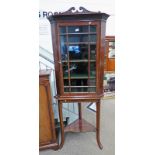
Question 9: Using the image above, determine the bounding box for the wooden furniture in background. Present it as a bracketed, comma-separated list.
[39, 70, 59, 150]
[104, 36, 115, 72]
[47, 7, 109, 150]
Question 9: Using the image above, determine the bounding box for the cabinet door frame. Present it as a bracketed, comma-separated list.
[55, 21, 100, 96]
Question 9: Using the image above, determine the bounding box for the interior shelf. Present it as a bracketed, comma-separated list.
[64, 42, 96, 45]
[59, 32, 97, 35]
[64, 118, 96, 133]
[62, 60, 96, 63]
[64, 86, 96, 88]
[63, 76, 96, 79]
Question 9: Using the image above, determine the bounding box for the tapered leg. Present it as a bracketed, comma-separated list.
[78, 102, 82, 131]
[78, 102, 82, 120]
[58, 101, 64, 149]
[96, 100, 103, 149]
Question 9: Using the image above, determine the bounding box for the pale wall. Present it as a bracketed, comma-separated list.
[39, 0, 115, 53]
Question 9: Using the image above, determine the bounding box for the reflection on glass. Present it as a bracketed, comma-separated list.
[70, 62, 88, 78]
[90, 26, 96, 32]
[90, 44, 96, 60]
[60, 44, 67, 61]
[90, 62, 96, 77]
[89, 34, 96, 42]
[68, 26, 88, 33]
[59, 26, 66, 34]
[62, 62, 68, 78]
[68, 34, 88, 42]
[69, 44, 88, 60]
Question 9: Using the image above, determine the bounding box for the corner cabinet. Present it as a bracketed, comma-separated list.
[47, 7, 109, 149]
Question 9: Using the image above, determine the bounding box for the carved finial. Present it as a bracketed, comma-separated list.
[53, 7, 101, 15]
[66, 7, 76, 13]
[79, 7, 91, 13]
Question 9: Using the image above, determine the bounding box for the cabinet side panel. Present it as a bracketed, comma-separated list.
[51, 22, 61, 95]
[39, 84, 53, 144]
[100, 20, 106, 94]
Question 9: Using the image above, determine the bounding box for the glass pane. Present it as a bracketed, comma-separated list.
[68, 34, 88, 42]
[64, 79, 69, 86]
[88, 87, 96, 92]
[90, 44, 96, 60]
[90, 62, 96, 77]
[89, 79, 96, 86]
[70, 62, 88, 78]
[62, 62, 68, 78]
[71, 79, 88, 86]
[59, 25, 98, 93]
[71, 87, 88, 92]
[68, 44, 88, 60]
[59, 26, 66, 34]
[89, 34, 96, 42]
[60, 43, 67, 61]
[64, 88, 70, 92]
[60, 35, 67, 42]
[68, 26, 88, 33]
[90, 26, 96, 32]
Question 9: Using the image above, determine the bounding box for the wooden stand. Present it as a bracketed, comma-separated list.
[57, 97, 103, 150]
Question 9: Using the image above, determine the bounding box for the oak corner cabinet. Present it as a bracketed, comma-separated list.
[39, 70, 59, 151]
[47, 7, 109, 149]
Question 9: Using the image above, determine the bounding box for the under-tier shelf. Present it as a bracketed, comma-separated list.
[64, 118, 96, 133]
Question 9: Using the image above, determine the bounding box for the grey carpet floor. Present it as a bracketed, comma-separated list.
[40, 98, 115, 155]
